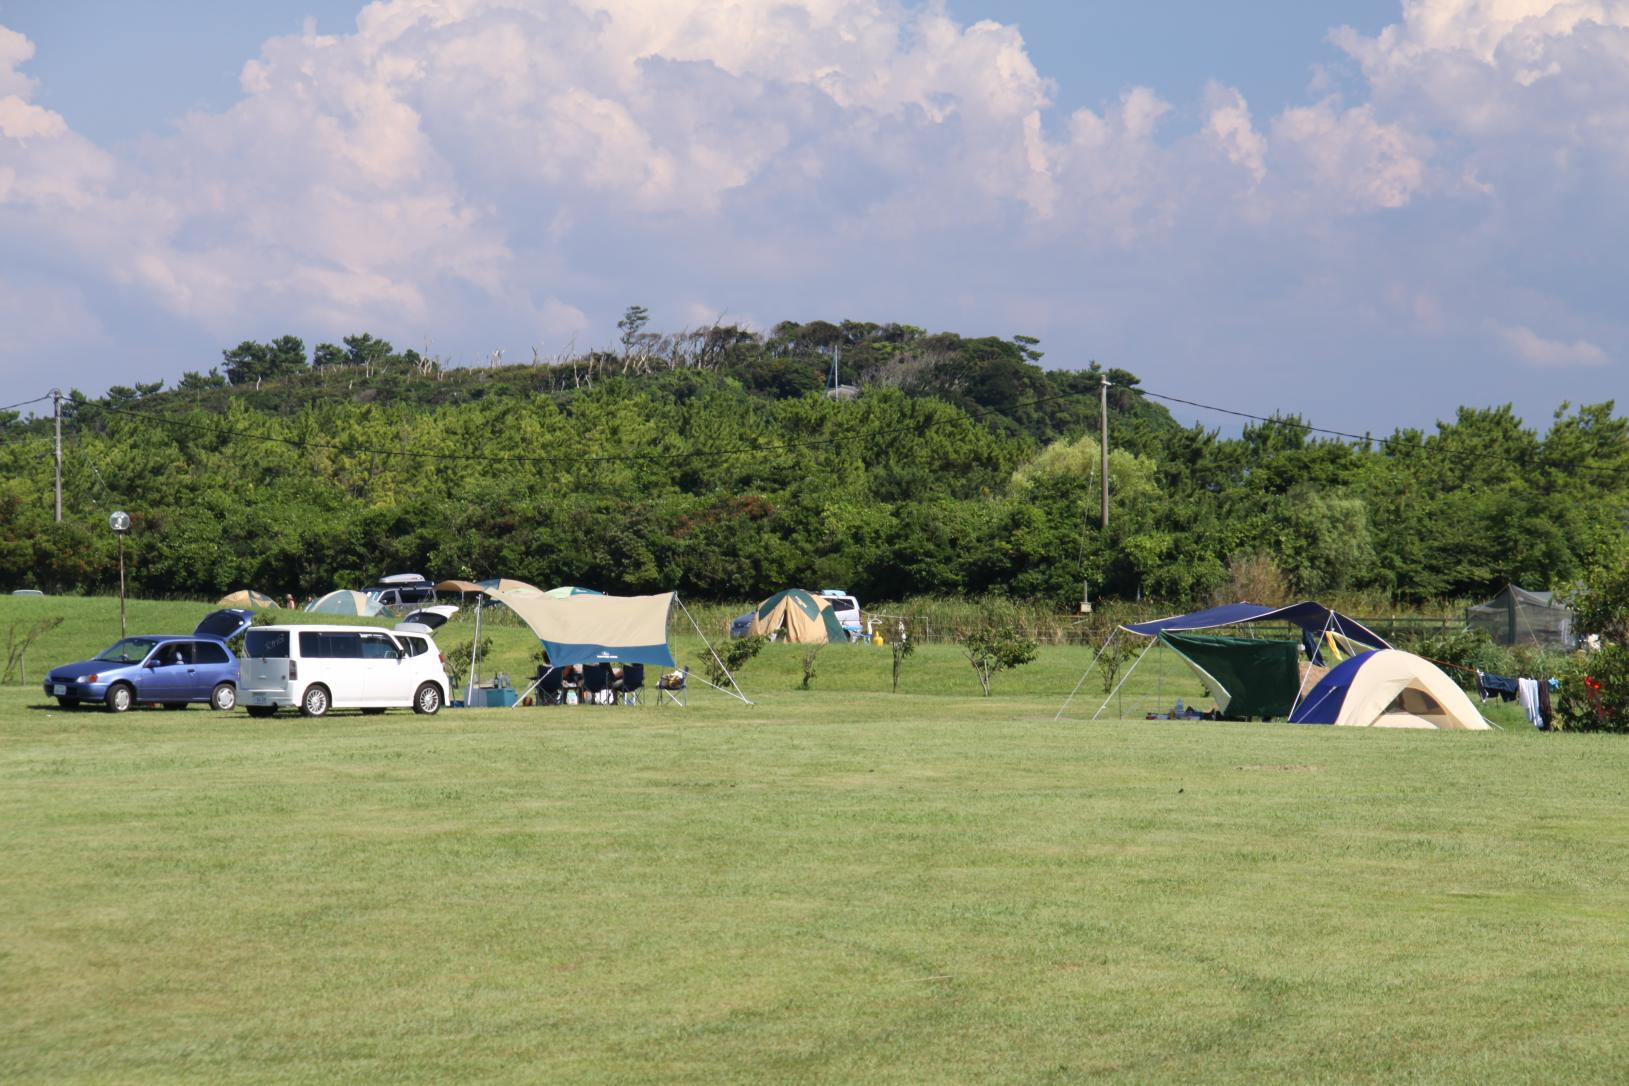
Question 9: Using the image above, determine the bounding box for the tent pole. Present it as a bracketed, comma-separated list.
[1092, 639, 1154, 721]
[678, 595, 752, 705]
[466, 596, 483, 706]
[511, 666, 553, 708]
[1055, 629, 1117, 721]
[1288, 611, 1335, 719]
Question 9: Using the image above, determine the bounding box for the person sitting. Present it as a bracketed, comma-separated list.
[560, 665, 584, 705]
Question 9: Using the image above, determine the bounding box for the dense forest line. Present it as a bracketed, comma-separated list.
[2, 318, 1625, 611]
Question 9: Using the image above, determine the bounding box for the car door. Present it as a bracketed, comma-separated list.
[356, 631, 405, 705]
[143, 641, 192, 700]
[191, 641, 234, 698]
[298, 630, 365, 705]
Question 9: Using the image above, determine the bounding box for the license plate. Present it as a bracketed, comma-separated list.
[52, 684, 65, 695]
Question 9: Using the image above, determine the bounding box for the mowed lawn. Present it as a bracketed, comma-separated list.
[4, 678, 1628, 1085]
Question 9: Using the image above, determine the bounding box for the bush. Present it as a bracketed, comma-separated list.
[799, 645, 822, 691]
[890, 636, 915, 693]
[703, 634, 765, 688]
[444, 636, 491, 693]
[959, 624, 1039, 697]
[1556, 541, 1629, 730]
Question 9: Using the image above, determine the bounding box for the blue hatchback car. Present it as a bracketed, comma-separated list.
[44, 609, 254, 712]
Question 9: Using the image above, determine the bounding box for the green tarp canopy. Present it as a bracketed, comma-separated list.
[1159, 631, 1300, 719]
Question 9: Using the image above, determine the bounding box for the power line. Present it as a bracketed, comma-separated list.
[0, 392, 52, 413]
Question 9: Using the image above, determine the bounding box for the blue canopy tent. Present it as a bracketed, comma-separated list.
[501, 591, 752, 706]
[1057, 601, 1390, 722]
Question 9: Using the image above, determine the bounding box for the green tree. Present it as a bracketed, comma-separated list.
[617, 305, 650, 355]
[312, 343, 346, 368]
[959, 624, 1039, 696]
[343, 333, 395, 370]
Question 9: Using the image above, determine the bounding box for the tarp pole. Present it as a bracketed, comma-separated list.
[678, 595, 752, 705]
[465, 595, 483, 706]
[511, 666, 553, 708]
[1055, 629, 1117, 721]
[1288, 610, 1335, 719]
[1092, 639, 1154, 721]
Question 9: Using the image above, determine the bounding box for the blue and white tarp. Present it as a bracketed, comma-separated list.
[499, 590, 676, 667]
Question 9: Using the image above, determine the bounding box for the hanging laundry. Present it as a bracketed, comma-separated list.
[1478, 672, 1519, 702]
[1517, 677, 1543, 729]
[1537, 681, 1553, 730]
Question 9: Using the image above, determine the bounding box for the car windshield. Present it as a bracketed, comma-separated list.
[93, 637, 161, 663]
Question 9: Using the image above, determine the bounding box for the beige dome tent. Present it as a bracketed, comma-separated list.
[745, 589, 847, 643]
[1289, 650, 1491, 730]
[217, 589, 276, 609]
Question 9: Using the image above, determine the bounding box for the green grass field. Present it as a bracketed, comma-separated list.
[2, 597, 1618, 1082]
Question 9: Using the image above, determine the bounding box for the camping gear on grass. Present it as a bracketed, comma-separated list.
[1159, 632, 1302, 719]
[217, 589, 276, 610]
[746, 589, 848, 644]
[1059, 600, 1391, 723]
[1288, 650, 1492, 730]
[304, 589, 383, 617]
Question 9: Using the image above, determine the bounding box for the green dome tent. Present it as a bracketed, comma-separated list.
[746, 589, 847, 644]
[305, 590, 383, 617]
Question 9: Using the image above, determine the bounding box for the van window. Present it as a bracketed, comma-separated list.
[246, 630, 290, 658]
[358, 633, 399, 659]
[195, 642, 230, 665]
[299, 631, 363, 658]
[399, 635, 429, 657]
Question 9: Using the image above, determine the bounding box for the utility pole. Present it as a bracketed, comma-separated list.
[52, 389, 62, 522]
[1099, 374, 1110, 529]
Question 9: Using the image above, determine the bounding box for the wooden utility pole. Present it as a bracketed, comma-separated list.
[1099, 375, 1110, 529]
[52, 389, 62, 522]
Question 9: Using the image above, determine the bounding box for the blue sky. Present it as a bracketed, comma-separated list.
[0, 1, 1622, 433]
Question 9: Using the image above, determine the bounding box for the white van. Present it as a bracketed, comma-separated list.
[238, 619, 452, 718]
[817, 589, 863, 640]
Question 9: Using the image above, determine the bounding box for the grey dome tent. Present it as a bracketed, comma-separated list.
[1465, 585, 1574, 649]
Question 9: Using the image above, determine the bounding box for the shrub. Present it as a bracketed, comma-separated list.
[703, 634, 765, 688]
[799, 645, 822, 691]
[890, 636, 915, 693]
[444, 636, 491, 693]
[959, 624, 1039, 697]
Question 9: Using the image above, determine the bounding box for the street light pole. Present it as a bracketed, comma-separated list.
[1099, 374, 1110, 530]
[53, 389, 62, 522]
[110, 511, 131, 639]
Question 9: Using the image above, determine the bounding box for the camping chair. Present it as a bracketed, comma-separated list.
[656, 666, 688, 707]
[618, 663, 645, 705]
[535, 666, 563, 706]
[583, 663, 613, 705]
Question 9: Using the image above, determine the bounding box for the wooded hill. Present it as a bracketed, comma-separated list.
[2, 319, 1625, 608]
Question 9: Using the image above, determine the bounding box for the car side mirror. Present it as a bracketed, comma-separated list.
[144, 659, 158, 669]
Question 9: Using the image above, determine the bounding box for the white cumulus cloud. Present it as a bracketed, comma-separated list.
[1497, 323, 1611, 367]
[0, 0, 1624, 426]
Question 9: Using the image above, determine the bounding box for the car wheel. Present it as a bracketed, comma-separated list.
[413, 682, 442, 716]
[246, 705, 277, 719]
[162, 702, 188, 711]
[56, 697, 79, 710]
[360, 707, 387, 716]
[106, 683, 135, 713]
[210, 683, 237, 711]
[300, 684, 330, 718]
